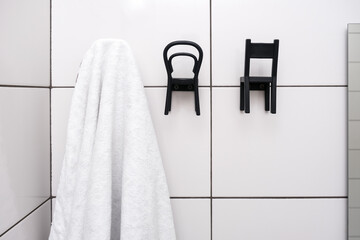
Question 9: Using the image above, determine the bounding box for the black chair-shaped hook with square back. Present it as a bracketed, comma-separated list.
[240, 39, 279, 114]
[163, 40, 203, 115]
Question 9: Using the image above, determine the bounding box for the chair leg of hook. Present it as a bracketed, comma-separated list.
[265, 83, 270, 111]
[164, 85, 172, 115]
[240, 82, 244, 111]
[244, 80, 250, 113]
[194, 86, 200, 115]
[271, 84, 276, 114]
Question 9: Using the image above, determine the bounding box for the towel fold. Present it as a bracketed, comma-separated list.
[49, 39, 176, 240]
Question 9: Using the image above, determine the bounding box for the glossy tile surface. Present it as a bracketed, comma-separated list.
[212, 87, 346, 196]
[52, 0, 210, 86]
[213, 199, 346, 240]
[171, 199, 210, 240]
[145, 88, 210, 196]
[0, 0, 50, 86]
[0, 88, 50, 233]
[212, 0, 360, 86]
[51, 89, 74, 195]
[1, 201, 51, 240]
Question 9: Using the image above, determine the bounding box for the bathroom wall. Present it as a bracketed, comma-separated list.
[0, 0, 51, 238]
[49, 0, 360, 240]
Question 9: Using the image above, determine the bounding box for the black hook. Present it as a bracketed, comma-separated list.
[240, 39, 279, 114]
[163, 40, 203, 115]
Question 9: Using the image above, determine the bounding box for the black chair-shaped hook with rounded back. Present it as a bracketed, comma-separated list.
[163, 40, 203, 115]
[240, 39, 279, 114]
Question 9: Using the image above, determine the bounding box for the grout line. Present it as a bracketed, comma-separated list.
[212, 85, 348, 88]
[0, 85, 50, 88]
[48, 85, 348, 89]
[212, 196, 348, 199]
[209, 0, 213, 239]
[170, 197, 211, 199]
[49, 88, 53, 222]
[0, 197, 51, 238]
[49, 0, 53, 222]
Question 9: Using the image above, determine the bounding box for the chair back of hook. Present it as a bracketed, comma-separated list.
[240, 39, 279, 114]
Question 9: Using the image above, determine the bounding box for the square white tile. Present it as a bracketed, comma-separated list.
[349, 63, 360, 91]
[349, 208, 360, 237]
[213, 199, 346, 240]
[349, 92, 360, 120]
[212, 87, 346, 197]
[145, 88, 210, 196]
[0, 0, 50, 86]
[52, 0, 210, 87]
[0, 88, 50, 233]
[349, 121, 360, 150]
[349, 150, 360, 179]
[51, 88, 74, 195]
[349, 179, 360, 208]
[1, 201, 51, 240]
[212, 0, 360, 86]
[171, 199, 210, 240]
[349, 33, 360, 62]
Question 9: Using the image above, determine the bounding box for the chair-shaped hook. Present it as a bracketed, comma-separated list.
[163, 40, 203, 115]
[240, 39, 279, 114]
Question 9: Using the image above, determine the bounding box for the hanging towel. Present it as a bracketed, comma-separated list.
[49, 39, 176, 240]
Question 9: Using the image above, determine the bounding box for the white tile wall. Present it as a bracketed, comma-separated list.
[213, 199, 346, 240]
[51, 88, 74, 195]
[212, 0, 360, 86]
[145, 88, 210, 197]
[1, 201, 51, 240]
[49, 0, 354, 238]
[0, 0, 50, 86]
[52, 0, 210, 87]
[171, 199, 210, 240]
[212, 87, 346, 197]
[0, 88, 50, 233]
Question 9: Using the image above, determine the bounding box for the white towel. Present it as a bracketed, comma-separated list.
[49, 39, 176, 240]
